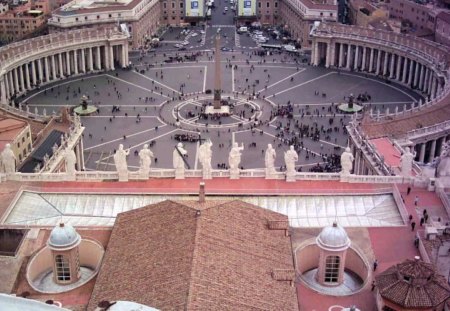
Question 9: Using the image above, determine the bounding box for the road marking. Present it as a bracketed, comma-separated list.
[203, 65, 207, 92]
[319, 140, 346, 149]
[232, 65, 235, 92]
[266, 72, 336, 99]
[257, 68, 306, 93]
[194, 140, 200, 170]
[129, 70, 181, 95]
[106, 74, 172, 99]
[85, 124, 167, 151]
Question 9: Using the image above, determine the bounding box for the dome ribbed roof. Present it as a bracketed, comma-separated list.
[316, 222, 351, 251]
[48, 223, 80, 249]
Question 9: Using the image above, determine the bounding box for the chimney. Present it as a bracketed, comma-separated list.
[199, 182, 205, 203]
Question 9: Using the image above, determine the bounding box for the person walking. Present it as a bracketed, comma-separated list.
[411, 221, 416, 231]
[407, 186, 411, 195]
[414, 196, 419, 206]
[373, 259, 378, 271]
[420, 217, 425, 226]
[371, 280, 376, 291]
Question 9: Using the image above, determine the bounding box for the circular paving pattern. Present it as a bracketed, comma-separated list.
[21, 50, 422, 171]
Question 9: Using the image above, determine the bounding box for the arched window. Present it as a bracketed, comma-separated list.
[324, 256, 340, 283]
[55, 255, 71, 282]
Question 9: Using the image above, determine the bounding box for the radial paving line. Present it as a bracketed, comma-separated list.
[203, 65, 207, 92]
[85, 124, 167, 151]
[128, 71, 181, 95]
[96, 128, 180, 163]
[266, 72, 336, 99]
[257, 68, 306, 93]
[106, 74, 172, 99]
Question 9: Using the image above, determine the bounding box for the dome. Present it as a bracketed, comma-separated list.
[316, 222, 351, 251]
[48, 223, 80, 249]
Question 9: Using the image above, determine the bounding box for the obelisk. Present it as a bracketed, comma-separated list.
[213, 29, 222, 109]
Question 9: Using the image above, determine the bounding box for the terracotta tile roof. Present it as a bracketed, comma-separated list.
[88, 199, 298, 311]
[375, 258, 450, 308]
[361, 95, 450, 139]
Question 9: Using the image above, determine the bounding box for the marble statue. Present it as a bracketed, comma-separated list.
[198, 140, 213, 179]
[64, 148, 77, 177]
[229, 142, 244, 179]
[229, 142, 244, 170]
[400, 147, 416, 177]
[437, 141, 450, 178]
[340, 147, 354, 175]
[138, 144, 154, 177]
[265, 144, 277, 177]
[173, 142, 188, 178]
[114, 144, 130, 181]
[1, 144, 16, 174]
[284, 145, 298, 181]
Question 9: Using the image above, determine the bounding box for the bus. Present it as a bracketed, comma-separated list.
[260, 44, 282, 50]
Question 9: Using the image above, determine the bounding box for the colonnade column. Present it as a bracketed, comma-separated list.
[51, 55, 57, 80]
[429, 139, 437, 162]
[110, 45, 115, 70]
[383, 52, 389, 76]
[66, 51, 71, 76]
[18, 66, 24, 92]
[13, 68, 19, 92]
[346, 44, 351, 70]
[427, 71, 433, 96]
[402, 58, 408, 84]
[121, 45, 127, 68]
[354, 46, 360, 70]
[431, 76, 437, 99]
[25, 64, 31, 90]
[0, 77, 6, 106]
[389, 54, 395, 79]
[419, 143, 426, 163]
[96, 46, 101, 70]
[361, 47, 367, 71]
[396, 56, 402, 81]
[37, 59, 43, 83]
[31, 60, 37, 86]
[44, 57, 49, 82]
[375, 49, 381, 75]
[74, 50, 78, 75]
[369, 48, 374, 72]
[88, 48, 94, 71]
[407, 59, 414, 86]
[81, 49, 86, 73]
[59, 53, 64, 78]
[419, 64, 425, 90]
[339, 43, 344, 68]
[414, 62, 420, 87]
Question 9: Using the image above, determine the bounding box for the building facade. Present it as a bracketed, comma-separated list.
[279, 0, 337, 48]
[48, 0, 160, 48]
[435, 11, 450, 46]
[0, 117, 32, 164]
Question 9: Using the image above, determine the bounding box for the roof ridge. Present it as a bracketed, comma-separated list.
[185, 206, 202, 309]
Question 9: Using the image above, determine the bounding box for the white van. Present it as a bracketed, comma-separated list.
[238, 26, 248, 34]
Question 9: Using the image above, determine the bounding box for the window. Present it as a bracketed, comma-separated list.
[163, 3, 166, 8]
[108, 14, 112, 18]
[324, 256, 340, 283]
[22, 137, 25, 143]
[55, 255, 71, 282]
[274, 1, 277, 7]
[171, 2, 175, 8]
[266, 2, 269, 7]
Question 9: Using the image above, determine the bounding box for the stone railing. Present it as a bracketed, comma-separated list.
[392, 183, 410, 224]
[0, 103, 48, 122]
[347, 122, 394, 176]
[436, 186, 450, 218]
[41, 124, 85, 173]
[407, 119, 450, 141]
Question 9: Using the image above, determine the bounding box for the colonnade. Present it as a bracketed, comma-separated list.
[413, 135, 450, 164]
[312, 40, 444, 100]
[0, 30, 129, 107]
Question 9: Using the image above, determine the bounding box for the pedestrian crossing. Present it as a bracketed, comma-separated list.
[211, 25, 236, 28]
[235, 33, 241, 47]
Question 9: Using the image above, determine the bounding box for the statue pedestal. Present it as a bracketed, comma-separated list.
[175, 168, 185, 179]
[340, 172, 352, 182]
[204, 105, 230, 116]
[65, 173, 76, 181]
[202, 169, 212, 180]
[230, 168, 240, 179]
[118, 172, 129, 182]
[139, 170, 149, 180]
[286, 171, 296, 182]
[265, 168, 277, 179]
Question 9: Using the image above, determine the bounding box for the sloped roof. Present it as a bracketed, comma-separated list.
[88, 199, 298, 311]
[375, 258, 450, 308]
